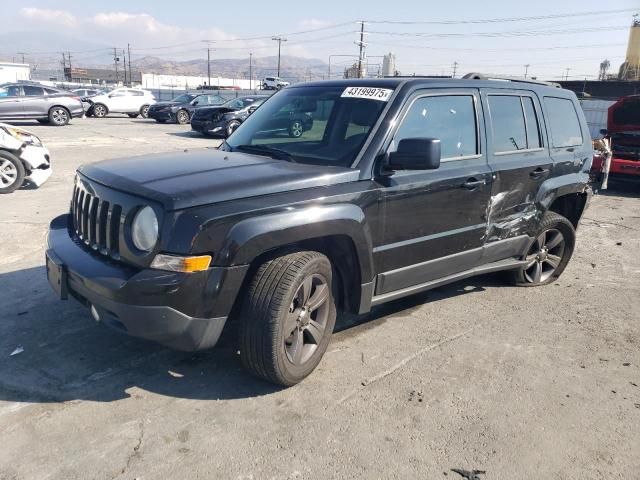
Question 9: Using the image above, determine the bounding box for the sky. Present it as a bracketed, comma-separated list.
[1, 0, 638, 80]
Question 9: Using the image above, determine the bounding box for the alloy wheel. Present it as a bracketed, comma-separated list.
[524, 228, 565, 283]
[0, 159, 18, 188]
[284, 274, 330, 366]
[290, 121, 303, 138]
[177, 110, 189, 124]
[51, 108, 68, 125]
[94, 105, 106, 117]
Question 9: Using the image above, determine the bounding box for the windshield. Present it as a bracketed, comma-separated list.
[225, 86, 391, 167]
[172, 94, 196, 103]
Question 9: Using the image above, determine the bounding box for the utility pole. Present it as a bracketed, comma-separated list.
[17, 52, 25, 64]
[207, 45, 211, 88]
[355, 21, 367, 79]
[249, 52, 253, 90]
[67, 52, 72, 82]
[128, 44, 132, 86]
[61, 53, 67, 82]
[524, 64, 530, 78]
[563, 67, 571, 81]
[122, 49, 127, 86]
[113, 48, 119, 84]
[452, 61, 458, 78]
[272, 36, 287, 77]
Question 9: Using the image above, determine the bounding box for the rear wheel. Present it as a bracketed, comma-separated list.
[176, 109, 190, 125]
[93, 103, 107, 118]
[510, 211, 576, 286]
[140, 105, 150, 118]
[0, 151, 25, 194]
[240, 251, 337, 386]
[48, 107, 70, 126]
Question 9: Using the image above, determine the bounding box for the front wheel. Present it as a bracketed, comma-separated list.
[226, 120, 241, 137]
[239, 251, 337, 386]
[288, 120, 304, 138]
[176, 109, 190, 125]
[140, 105, 150, 118]
[93, 103, 107, 118]
[0, 151, 25, 194]
[511, 211, 576, 286]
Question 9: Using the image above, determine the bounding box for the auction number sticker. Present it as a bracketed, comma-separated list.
[341, 87, 394, 102]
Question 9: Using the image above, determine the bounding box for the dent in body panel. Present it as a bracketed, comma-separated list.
[485, 188, 540, 242]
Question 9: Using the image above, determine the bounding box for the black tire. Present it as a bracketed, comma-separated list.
[140, 105, 150, 118]
[93, 103, 108, 118]
[510, 211, 576, 286]
[127, 113, 139, 118]
[239, 251, 337, 386]
[262, 83, 268, 90]
[176, 109, 190, 125]
[48, 106, 70, 126]
[0, 151, 26, 194]
[226, 120, 241, 137]
[155, 119, 167, 124]
[288, 120, 304, 138]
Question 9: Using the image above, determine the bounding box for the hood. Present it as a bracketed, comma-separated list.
[195, 106, 238, 115]
[608, 95, 640, 134]
[78, 149, 359, 211]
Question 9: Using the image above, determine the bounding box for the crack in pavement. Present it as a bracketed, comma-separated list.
[336, 325, 479, 405]
[115, 419, 145, 479]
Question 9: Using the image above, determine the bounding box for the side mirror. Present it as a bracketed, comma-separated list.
[248, 106, 257, 114]
[599, 128, 608, 136]
[388, 138, 441, 170]
[192, 100, 199, 106]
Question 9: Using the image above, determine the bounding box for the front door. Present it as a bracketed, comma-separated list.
[0, 85, 24, 119]
[374, 89, 493, 296]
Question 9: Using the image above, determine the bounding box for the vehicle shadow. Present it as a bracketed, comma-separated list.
[165, 131, 215, 139]
[0, 265, 502, 405]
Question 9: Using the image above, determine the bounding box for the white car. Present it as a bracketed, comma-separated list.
[0, 123, 51, 194]
[88, 88, 156, 118]
[262, 77, 289, 90]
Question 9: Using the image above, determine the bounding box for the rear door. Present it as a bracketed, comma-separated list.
[482, 89, 551, 241]
[21, 85, 48, 117]
[374, 89, 493, 295]
[0, 85, 25, 119]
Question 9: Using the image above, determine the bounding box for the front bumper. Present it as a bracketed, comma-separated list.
[148, 109, 175, 121]
[191, 118, 225, 136]
[46, 214, 249, 351]
[20, 144, 52, 187]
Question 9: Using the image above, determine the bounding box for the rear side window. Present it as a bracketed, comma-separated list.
[393, 95, 478, 160]
[544, 97, 583, 148]
[522, 97, 541, 149]
[130, 90, 144, 96]
[23, 86, 44, 96]
[489, 95, 527, 152]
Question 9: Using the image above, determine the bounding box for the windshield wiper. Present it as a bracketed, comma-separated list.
[234, 144, 296, 162]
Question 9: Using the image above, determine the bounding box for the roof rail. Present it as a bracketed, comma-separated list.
[462, 72, 561, 88]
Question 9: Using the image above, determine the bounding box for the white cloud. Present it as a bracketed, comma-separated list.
[20, 7, 77, 27]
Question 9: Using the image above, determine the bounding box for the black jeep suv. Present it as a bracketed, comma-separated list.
[46, 78, 592, 386]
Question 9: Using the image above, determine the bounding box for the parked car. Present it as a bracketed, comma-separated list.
[147, 93, 226, 125]
[86, 87, 156, 118]
[190, 96, 268, 137]
[0, 123, 51, 193]
[591, 95, 640, 184]
[262, 76, 289, 90]
[0, 83, 83, 126]
[46, 77, 593, 386]
[71, 88, 102, 98]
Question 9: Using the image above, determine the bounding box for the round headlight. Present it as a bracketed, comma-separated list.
[131, 206, 158, 252]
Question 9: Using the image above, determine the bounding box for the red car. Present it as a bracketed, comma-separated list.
[592, 95, 640, 184]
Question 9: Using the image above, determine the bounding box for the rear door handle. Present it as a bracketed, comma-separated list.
[530, 167, 550, 179]
[462, 178, 486, 189]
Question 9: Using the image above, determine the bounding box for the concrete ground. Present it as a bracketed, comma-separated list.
[0, 116, 639, 480]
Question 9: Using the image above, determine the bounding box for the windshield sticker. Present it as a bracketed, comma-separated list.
[341, 87, 394, 102]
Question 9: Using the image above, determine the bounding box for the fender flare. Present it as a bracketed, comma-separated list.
[215, 203, 375, 282]
[535, 172, 590, 211]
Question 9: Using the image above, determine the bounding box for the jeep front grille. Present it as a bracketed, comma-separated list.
[71, 184, 122, 258]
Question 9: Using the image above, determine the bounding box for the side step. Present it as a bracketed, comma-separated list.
[370, 258, 528, 306]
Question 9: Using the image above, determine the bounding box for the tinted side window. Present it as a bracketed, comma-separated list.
[489, 95, 527, 152]
[23, 86, 44, 96]
[394, 95, 477, 159]
[544, 97, 583, 148]
[522, 97, 542, 149]
[5, 86, 22, 97]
